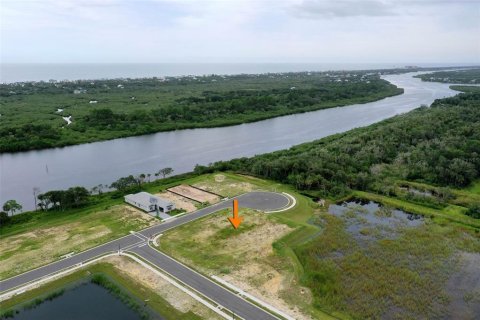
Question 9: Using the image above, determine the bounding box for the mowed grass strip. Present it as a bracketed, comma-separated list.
[1, 257, 220, 320]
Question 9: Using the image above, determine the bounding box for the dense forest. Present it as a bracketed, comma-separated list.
[415, 68, 480, 84]
[195, 91, 480, 198]
[0, 70, 406, 152]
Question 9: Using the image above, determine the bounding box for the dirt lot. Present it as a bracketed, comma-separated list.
[155, 191, 198, 213]
[193, 174, 257, 197]
[167, 184, 220, 203]
[159, 209, 314, 320]
[103, 255, 223, 320]
[0, 205, 157, 279]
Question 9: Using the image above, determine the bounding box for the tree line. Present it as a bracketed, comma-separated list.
[0, 167, 174, 226]
[0, 76, 402, 153]
[195, 92, 480, 211]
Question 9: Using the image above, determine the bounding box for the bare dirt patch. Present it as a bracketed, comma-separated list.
[102, 255, 222, 319]
[167, 184, 220, 203]
[193, 175, 256, 198]
[214, 174, 226, 182]
[161, 209, 313, 320]
[155, 191, 197, 213]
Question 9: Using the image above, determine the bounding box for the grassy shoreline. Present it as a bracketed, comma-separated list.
[0, 258, 210, 320]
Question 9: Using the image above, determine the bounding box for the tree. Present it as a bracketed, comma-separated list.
[64, 187, 90, 208]
[90, 184, 105, 195]
[0, 211, 9, 225]
[37, 193, 51, 211]
[157, 167, 174, 179]
[37, 187, 89, 211]
[110, 175, 140, 193]
[3, 200, 22, 216]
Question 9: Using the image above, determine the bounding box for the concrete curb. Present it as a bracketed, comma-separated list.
[0, 253, 118, 302]
[121, 253, 232, 320]
[211, 275, 295, 320]
[265, 192, 296, 213]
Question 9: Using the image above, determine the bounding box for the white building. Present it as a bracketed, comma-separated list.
[124, 192, 175, 213]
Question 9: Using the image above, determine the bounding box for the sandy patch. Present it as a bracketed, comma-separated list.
[167, 184, 220, 203]
[214, 174, 225, 182]
[193, 179, 255, 198]
[221, 217, 313, 320]
[155, 191, 197, 213]
[162, 210, 313, 319]
[103, 255, 222, 319]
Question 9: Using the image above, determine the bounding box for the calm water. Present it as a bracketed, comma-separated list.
[329, 200, 424, 240]
[12, 283, 142, 320]
[0, 71, 459, 210]
[0, 62, 470, 83]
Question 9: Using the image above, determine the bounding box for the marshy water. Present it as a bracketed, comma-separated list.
[328, 199, 424, 241]
[10, 282, 144, 320]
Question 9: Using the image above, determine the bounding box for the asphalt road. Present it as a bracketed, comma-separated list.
[0, 191, 289, 319]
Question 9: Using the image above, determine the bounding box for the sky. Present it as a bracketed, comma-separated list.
[1, 0, 479, 64]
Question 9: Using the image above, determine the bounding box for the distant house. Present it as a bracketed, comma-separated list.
[89, 100, 98, 104]
[73, 89, 87, 94]
[124, 192, 175, 213]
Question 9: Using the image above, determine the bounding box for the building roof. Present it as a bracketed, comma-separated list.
[125, 192, 173, 208]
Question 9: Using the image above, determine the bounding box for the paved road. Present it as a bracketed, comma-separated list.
[0, 191, 289, 319]
[131, 245, 278, 320]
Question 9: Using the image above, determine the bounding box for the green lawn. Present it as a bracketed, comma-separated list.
[0, 203, 157, 279]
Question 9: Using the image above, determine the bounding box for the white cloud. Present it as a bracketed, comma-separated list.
[0, 0, 478, 63]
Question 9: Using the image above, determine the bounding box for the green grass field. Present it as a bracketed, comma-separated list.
[0, 203, 157, 279]
[2, 172, 479, 320]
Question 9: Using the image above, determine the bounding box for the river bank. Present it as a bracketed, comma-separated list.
[0, 72, 459, 210]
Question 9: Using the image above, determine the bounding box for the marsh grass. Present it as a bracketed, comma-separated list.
[296, 212, 480, 319]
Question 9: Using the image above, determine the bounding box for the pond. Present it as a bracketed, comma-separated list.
[9, 282, 151, 320]
[328, 199, 424, 241]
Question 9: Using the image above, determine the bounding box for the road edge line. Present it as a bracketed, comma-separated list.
[265, 192, 296, 213]
[0, 253, 117, 301]
[147, 243, 282, 320]
[121, 252, 233, 320]
[211, 275, 295, 320]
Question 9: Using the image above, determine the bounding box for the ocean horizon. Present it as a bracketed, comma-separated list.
[1, 62, 476, 83]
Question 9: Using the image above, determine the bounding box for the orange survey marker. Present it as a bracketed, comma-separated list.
[228, 199, 243, 229]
